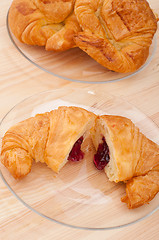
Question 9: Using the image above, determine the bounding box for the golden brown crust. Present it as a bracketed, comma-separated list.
[44, 106, 96, 172]
[1, 106, 96, 178]
[121, 170, 159, 209]
[92, 115, 159, 208]
[1, 112, 50, 178]
[99, 115, 159, 181]
[74, 0, 157, 73]
[8, 0, 81, 51]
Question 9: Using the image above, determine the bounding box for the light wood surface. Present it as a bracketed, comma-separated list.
[0, 0, 159, 239]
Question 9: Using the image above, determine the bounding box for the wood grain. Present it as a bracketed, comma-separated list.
[0, 0, 159, 239]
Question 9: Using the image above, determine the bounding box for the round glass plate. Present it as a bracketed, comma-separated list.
[0, 88, 159, 230]
[6, 6, 157, 84]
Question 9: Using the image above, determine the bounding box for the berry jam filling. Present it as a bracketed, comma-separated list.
[94, 137, 110, 170]
[68, 136, 84, 162]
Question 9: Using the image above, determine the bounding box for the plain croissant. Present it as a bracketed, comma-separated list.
[74, 0, 158, 73]
[91, 115, 159, 208]
[1, 106, 96, 178]
[8, 0, 81, 51]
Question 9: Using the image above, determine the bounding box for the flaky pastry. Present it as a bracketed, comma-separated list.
[8, 0, 81, 51]
[1, 106, 96, 178]
[74, 0, 158, 73]
[1, 106, 159, 209]
[91, 115, 159, 208]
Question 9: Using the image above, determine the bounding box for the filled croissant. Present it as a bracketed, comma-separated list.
[8, 0, 81, 51]
[1, 107, 159, 209]
[91, 115, 159, 208]
[1, 106, 96, 178]
[74, 0, 158, 73]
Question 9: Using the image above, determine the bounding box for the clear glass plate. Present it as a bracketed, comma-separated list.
[6, 6, 157, 84]
[0, 88, 159, 230]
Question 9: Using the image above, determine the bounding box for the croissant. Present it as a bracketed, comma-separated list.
[8, 0, 81, 51]
[74, 0, 158, 73]
[1, 107, 159, 209]
[91, 115, 159, 208]
[1, 106, 96, 179]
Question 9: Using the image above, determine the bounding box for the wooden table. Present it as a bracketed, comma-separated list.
[0, 1, 159, 239]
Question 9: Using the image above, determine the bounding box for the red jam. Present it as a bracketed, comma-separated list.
[94, 137, 110, 170]
[68, 136, 84, 162]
